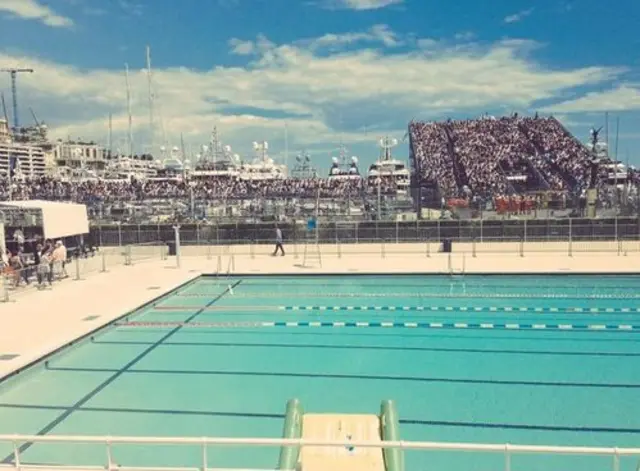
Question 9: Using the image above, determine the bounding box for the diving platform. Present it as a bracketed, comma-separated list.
[277, 399, 404, 471]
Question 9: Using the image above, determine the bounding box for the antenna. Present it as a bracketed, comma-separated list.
[124, 63, 133, 157]
[146, 46, 155, 156]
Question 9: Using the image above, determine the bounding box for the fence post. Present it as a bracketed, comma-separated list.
[124, 245, 132, 266]
[206, 245, 212, 260]
[504, 444, 511, 471]
[101, 252, 107, 272]
[519, 237, 524, 257]
[2, 275, 9, 302]
[568, 218, 573, 257]
[523, 219, 527, 243]
[381, 239, 386, 258]
[117, 222, 122, 247]
[395, 220, 399, 244]
[480, 219, 483, 243]
[355, 221, 359, 244]
[337, 239, 342, 258]
[615, 217, 618, 241]
[426, 240, 430, 258]
[74, 257, 81, 281]
[174, 225, 181, 269]
[250, 242, 255, 259]
[472, 238, 477, 258]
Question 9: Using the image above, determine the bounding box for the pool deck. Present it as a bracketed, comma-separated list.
[1, 242, 639, 382]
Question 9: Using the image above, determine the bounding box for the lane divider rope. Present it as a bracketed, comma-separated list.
[117, 320, 640, 331]
[178, 292, 640, 300]
[152, 305, 640, 314]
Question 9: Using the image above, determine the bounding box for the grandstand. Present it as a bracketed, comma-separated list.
[409, 115, 595, 209]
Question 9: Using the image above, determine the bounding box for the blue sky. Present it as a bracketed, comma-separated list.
[0, 0, 639, 172]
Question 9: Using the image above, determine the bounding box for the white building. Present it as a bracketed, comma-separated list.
[0, 119, 10, 144]
[0, 140, 46, 177]
[53, 140, 105, 165]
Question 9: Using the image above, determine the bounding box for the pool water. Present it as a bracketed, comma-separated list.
[1, 274, 640, 471]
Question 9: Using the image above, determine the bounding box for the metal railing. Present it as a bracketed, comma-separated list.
[1, 243, 168, 303]
[87, 217, 640, 247]
[0, 434, 639, 471]
[173, 236, 640, 260]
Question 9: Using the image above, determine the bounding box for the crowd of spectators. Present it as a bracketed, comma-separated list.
[410, 115, 595, 199]
[0, 175, 402, 205]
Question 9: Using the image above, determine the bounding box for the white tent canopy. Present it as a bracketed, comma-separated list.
[0, 200, 89, 239]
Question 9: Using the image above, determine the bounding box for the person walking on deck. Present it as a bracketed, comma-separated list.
[273, 225, 285, 256]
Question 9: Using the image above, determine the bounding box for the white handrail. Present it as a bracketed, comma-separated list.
[0, 434, 640, 456]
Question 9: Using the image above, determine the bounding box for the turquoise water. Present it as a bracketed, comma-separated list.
[1, 274, 640, 471]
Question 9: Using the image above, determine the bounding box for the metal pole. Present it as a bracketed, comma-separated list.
[568, 218, 573, 257]
[101, 252, 107, 272]
[377, 178, 381, 221]
[74, 257, 81, 281]
[174, 225, 181, 268]
[2, 275, 9, 302]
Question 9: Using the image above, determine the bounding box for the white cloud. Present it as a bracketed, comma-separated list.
[229, 35, 275, 56]
[321, 0, 403, 11]
[0, 29, 627, 162]
[504, 8, 534, 24]
[0, 0, 73, 27]
[298, 24, 401, 50]
[540, 85, 640, 113]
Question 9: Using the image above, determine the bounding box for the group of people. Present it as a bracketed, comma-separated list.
[0, 175, 402, 205]
[409, 115, 594, 200]
[2, 232, 68, 289]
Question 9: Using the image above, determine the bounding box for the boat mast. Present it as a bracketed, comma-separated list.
[108, 113, 113, 158]
[211, 127, 218, 166]
[284, 122, 288, 171]
[124, 63, 133, 158]
[146, 46, 155, 156]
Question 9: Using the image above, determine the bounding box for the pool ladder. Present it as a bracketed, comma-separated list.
[447, 253, 466, 277]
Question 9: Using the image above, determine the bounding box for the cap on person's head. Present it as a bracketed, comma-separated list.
[56, 240, 62, 246]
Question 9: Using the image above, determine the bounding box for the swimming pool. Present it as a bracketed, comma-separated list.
[1, 274, 640, 471]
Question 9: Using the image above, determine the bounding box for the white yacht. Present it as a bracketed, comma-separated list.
[192, 127, 241, 179]
[237, 141, 287, 180]
[103, 155, 159, 180]
[328, 143, 362, 180]
[367, 136, 410, 194]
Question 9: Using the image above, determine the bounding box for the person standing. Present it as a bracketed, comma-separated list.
[272, 224, 285, 256]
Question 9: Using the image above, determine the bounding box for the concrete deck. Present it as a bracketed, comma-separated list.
[1, 241, 639, 382]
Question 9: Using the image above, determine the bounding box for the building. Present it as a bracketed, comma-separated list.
[53, 140, 106, 167]
[0, 140, 46, 178]
[0, 119, 10, 144]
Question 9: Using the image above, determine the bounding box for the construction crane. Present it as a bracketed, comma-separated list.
[0, 68, 34, 129]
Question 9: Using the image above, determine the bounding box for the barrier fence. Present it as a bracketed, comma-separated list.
[0, 434, 638, 471]
[0, 242, 168, 303]
[90, 217, 640, 247]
